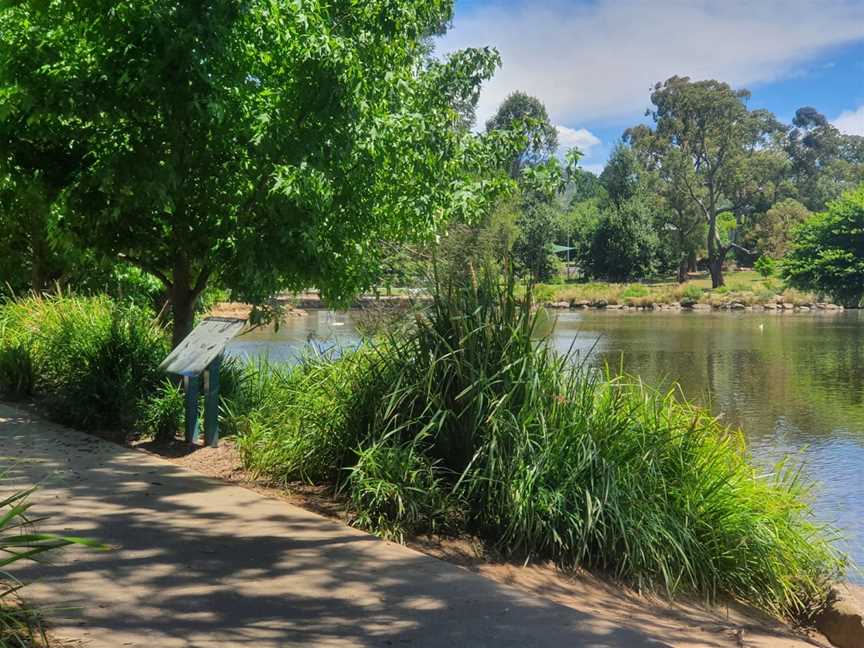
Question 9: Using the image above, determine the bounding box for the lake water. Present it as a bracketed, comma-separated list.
[227, 309, 864, 577]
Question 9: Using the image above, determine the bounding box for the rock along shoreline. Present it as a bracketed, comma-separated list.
[543, 299, 846, 313]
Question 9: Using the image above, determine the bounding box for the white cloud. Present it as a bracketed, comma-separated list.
[834, 105, 864, 136]
[556, 125, 600, 155]
[438, 1, 864, 126]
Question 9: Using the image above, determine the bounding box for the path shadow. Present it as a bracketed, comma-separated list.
[0, 404, 764, 647]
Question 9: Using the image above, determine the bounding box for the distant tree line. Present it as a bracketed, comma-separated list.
[475, 78, 864, 293]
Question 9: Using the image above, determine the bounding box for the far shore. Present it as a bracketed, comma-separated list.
[279, 270, 852, 315]
[282, 293, 849, 314]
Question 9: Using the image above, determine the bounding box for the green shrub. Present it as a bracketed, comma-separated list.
[346, 435, 458, 542]
[784, 186, 864, 307]
[619, 284, 649, 300]
[755, 256, 777, 278]
[139, 379, 185, 442]
[583, 195, 660, 281]
[0, 295, 169, 433]
[532, 283, 557, 304]
[235, 352, 380, 483]
[0, 343, 34, 400]
[238, 262, 846, 619]
[679, 284, 703, 302]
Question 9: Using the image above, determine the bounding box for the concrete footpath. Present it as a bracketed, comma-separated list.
[0, 403, 675, 647]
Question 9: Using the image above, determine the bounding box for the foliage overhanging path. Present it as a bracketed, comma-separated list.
[0, 402, 676, 648]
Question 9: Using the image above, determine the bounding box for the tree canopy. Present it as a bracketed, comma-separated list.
[626, 76, 779, 287]
[783, 186, 864, 307]
[0, 0, 510, 345]
[485, 91, 558, 177]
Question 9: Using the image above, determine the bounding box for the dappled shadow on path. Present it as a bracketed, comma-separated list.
[0, 403, 778, 648]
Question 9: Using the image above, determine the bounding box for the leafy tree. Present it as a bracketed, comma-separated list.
[783, 186, 864, 307]
[0, 188, 99, 295]
[786, 107, 864, 211]
[754, 198, 811, 258]
[600, 145, 645, 207]
[0, 54, 86, 294]
[563, 167, 605, 205]
[512, 151, 583, 283]
[656, 167, 705, 283]
[582, 194, 660, 282]
[555, 197, 601, 270]
[513, 203, 560, 282]
[1, 1, 509, 347]
[626, 77, 777, 287]
[485, 91, 558, 177]
[754, 255, 776, 278]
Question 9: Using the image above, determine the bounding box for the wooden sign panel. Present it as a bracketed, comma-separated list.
[159, 317, 246, 377]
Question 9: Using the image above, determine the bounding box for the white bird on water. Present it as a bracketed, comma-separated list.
[758, 323, 764, 332]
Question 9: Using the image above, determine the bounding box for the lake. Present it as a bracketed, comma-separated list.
[227, 308, 864, 577]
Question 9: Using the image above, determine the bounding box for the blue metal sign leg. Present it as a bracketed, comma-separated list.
[203, 355, 221, 448]
[184, 375, 200, 444]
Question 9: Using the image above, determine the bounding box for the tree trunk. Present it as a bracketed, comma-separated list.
[708, 256, 724, 288]
[171, 287, 197, 349]
[169, 258, 198, 349]
[677, 256, 688, 283]
[706, 201, 725, 288]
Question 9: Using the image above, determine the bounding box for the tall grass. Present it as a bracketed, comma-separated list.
[0, 294, 169, 433]
[238, 262, 846, 620]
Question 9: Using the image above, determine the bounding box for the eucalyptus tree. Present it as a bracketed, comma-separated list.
[786, 107, 864, 211]
[600, 145, 646, 207]
[485, 91, 559, 178]
[626, 77, 778, 287]
[0, 1, 508, 346]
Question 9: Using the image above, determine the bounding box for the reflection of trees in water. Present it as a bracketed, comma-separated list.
[585, 313, 864, 449]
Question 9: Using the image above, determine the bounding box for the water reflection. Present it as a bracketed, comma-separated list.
[226, 308, 864, 576]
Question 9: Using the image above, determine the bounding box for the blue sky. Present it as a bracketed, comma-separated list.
[438, 0, 864, 173]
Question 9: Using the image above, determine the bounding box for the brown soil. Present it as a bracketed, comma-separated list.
[206, 301, 308, 320]
[133, 436, 838, 648]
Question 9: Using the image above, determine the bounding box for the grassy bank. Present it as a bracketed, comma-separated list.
[534, 271, 826, 309]
[0, 288, 847, 621]
[235, 268, 846, 620]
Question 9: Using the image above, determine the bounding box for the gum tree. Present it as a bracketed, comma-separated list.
[627, 77, 777, 287]
[0, 1, 507, 346]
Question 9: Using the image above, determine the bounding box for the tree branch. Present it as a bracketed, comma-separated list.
[119, 253, 172, 289]
[727, 242, 754, 256]
[192, 265, 212, 298]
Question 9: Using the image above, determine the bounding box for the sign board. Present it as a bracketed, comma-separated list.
[159, 317, 246, 377]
